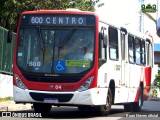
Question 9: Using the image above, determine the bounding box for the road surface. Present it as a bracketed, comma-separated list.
[0, 101, 160, 120]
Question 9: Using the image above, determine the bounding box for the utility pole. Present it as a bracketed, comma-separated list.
[139, 0, 145, 33]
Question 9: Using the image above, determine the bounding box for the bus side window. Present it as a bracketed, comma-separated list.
[141, 40, 146, 65]
[135, 37, 141, 65]
[146, 40, 153, 67]
[109, 26, 118, 60]
[128, 35, 135, 63]
[150, 44, 153, 67]
[146, 40, 150, 66]
[121, 33, 125, 60]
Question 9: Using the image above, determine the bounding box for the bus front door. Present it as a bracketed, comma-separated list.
[120, 31, 129, 102]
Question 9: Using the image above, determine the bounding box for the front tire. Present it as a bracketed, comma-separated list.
[96, 88, 112, 116]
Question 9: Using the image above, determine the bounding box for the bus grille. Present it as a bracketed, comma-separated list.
[24, 75, 83, 83]
[29, 92, 74, 102]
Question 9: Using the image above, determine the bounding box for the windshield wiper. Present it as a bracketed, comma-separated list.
[38, 26, 45, 63]
[59, 27, 77, 48]
[58, 27, 77, 59]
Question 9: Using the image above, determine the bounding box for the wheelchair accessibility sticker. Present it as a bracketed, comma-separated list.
[54, 60, 66, 72]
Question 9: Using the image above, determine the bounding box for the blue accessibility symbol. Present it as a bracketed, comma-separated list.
[54, 60, 66, 73]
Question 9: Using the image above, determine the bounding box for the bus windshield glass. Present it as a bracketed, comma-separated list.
[17, 14, 95, 74]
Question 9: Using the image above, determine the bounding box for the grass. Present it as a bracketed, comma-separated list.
[0, 96, 13, 102]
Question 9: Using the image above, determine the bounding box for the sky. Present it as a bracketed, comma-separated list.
[144, 0, 160, 43]
[94, 0, 160, 43]
[94, 0, 140, 28]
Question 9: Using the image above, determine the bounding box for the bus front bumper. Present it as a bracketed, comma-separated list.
[13, 85, 108, 106]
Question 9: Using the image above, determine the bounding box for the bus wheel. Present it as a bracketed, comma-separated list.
[124, 87, 143, 112]
[33, 103, 52, 114]
[97, 88, 112, 116]
[132, 87, 143, 112]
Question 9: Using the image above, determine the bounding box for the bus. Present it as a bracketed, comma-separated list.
[13, 9, 153, 116]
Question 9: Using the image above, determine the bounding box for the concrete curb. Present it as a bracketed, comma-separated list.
[148, 96, 160, 101]
[149, 98, 160, 101]
[0, 101, 32, 111]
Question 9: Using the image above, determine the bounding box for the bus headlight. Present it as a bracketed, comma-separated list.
[77, 76, 94, 92]
[14, 74, 27, 90]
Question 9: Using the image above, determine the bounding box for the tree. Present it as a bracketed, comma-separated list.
[0, 0, 94, 32]
[154, 64, 160, 89]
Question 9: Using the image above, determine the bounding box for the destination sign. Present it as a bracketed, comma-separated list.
[21, 14, 95, 26]
[29, 16, 86, 25]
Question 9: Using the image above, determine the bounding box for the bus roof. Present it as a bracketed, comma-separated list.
[127, 28, 153, 42]
[21, 9, 97, 16]
[100, 21, 153, 42]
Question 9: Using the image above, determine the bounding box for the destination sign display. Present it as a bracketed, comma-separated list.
[21, 14, 95, 26]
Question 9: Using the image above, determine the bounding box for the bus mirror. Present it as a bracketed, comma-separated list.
[99, 33, 107, 48]
[120, 27, 127, 35]
[103, 34, 107, 48]
[7, 30, 12, 43]
[99, 33, 104, 40]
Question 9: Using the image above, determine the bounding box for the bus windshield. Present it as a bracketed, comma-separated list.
[17, 27, 95, 74]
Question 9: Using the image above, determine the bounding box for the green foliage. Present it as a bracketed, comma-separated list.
[154, 64, 160, 89]
[152, 89, 157, 94]
[0, 0, 95, 32]
[152, 89, 157, 97]
[0, 96, 13, 102]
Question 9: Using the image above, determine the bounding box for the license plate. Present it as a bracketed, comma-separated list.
[44, 98, 59, 103]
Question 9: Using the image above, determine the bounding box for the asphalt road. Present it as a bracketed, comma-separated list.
[0, 101, 160, 120]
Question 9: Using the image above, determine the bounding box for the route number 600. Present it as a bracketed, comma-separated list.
[29, 61, 41, 67]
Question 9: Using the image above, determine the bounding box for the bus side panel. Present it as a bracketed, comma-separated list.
[143, 66, 152, 100]
[127, 65, 142, 103]
[105, 60, 124, 103]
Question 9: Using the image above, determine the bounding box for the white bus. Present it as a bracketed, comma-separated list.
[13, 9, 153, 116]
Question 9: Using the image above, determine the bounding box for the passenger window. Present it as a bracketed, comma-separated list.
[128, 35, 135, 63]
[146, 43, 149, 66]
[109, 27, 118, 60]
[135, 38, 141, 65]
[121, 33, 125, 60]
[146, 40, 153, 67]
[141, 40, 146, 65]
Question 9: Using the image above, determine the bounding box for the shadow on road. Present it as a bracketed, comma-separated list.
[40, 107, 125, 119]
[0, 107, 125, 118]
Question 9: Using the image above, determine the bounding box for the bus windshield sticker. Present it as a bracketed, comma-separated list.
[66, 60, 90, 67]
[18, 53, 23, 56]
[54, 60, 66, 72]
